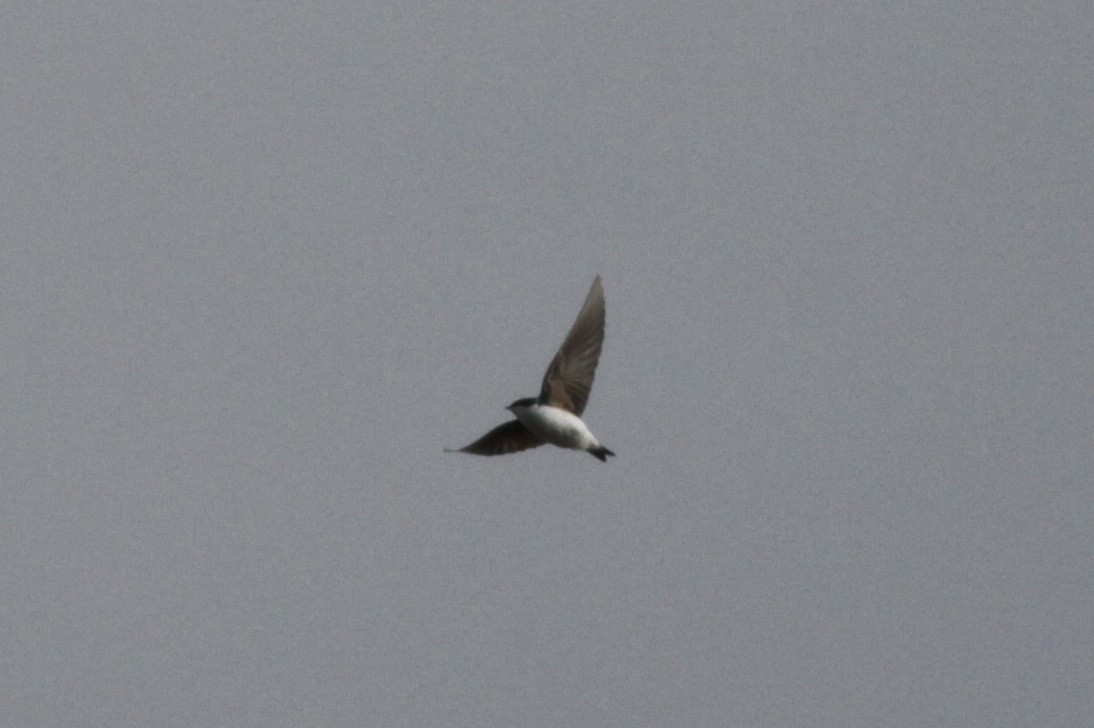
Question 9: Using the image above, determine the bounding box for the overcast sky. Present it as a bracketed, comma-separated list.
[2, 3, 1092, 727]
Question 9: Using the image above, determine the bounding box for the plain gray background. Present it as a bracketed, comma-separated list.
[3, 3, 1091, 726]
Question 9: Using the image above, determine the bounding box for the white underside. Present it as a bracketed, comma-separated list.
[511, 404, 599, 451]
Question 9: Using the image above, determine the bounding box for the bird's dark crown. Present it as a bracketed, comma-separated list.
[506, 397, 537, 410]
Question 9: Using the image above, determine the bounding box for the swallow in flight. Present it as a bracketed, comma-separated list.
[447, 275, 615, 462]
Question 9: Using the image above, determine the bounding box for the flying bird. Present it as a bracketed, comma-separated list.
[447, 275, 615, 462]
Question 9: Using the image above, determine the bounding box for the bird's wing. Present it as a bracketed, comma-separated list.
[446, 419, 545, 456]
[538, 275, 605, 416]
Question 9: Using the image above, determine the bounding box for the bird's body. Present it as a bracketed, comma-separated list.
[447, 276, 615, 462]
[508, 399, 610, 460]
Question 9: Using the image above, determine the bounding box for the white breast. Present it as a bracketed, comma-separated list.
[512, 404, 598, 450]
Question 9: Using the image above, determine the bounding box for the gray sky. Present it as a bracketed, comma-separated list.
[3, 3, 1092, 726]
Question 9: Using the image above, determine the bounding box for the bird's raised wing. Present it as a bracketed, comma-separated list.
[538, 275, 605, 416]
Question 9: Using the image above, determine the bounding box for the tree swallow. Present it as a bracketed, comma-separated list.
[447, 275, 615, 462]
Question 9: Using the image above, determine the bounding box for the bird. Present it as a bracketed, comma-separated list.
[446, 275, 615, 462]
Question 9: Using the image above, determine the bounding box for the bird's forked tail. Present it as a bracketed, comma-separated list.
[589, 445, 615, 462]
